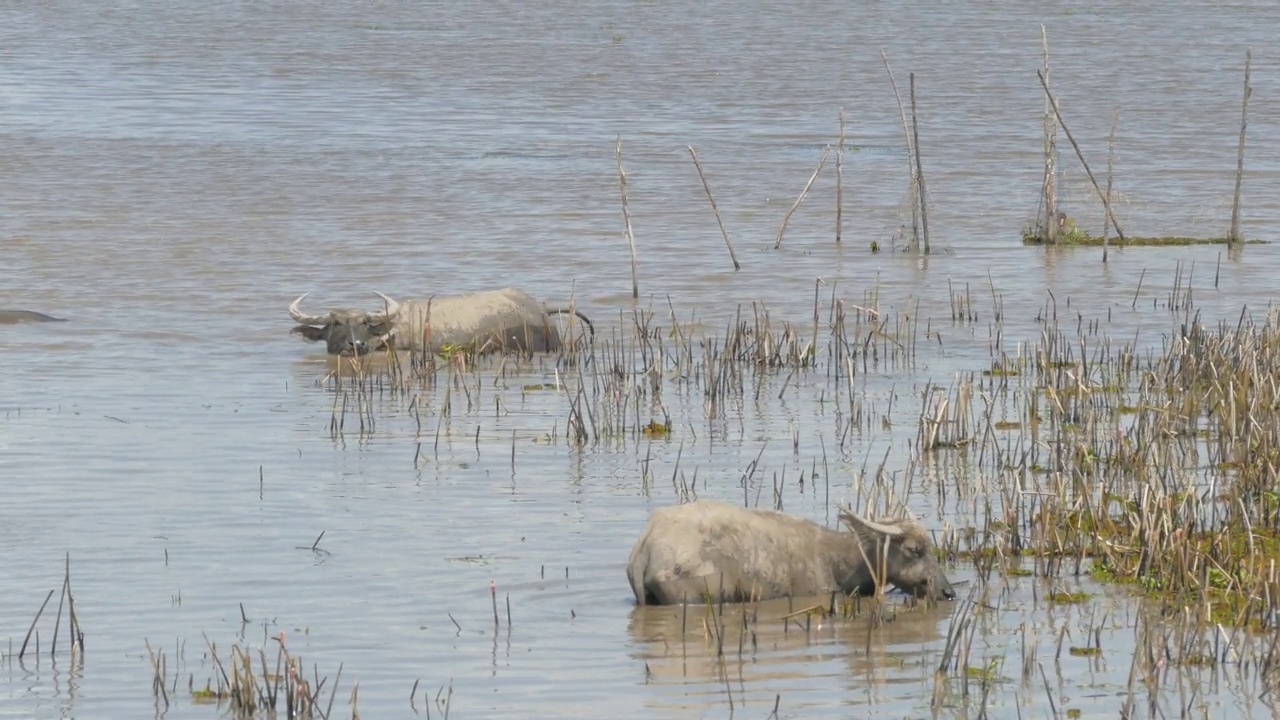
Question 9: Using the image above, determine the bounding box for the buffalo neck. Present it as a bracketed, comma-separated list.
[821, 526, 887, 596]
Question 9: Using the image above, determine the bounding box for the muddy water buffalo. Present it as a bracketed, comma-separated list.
[627, 500, 955, 605]
[289, 287, 594, 356]
[0, 310, 66, 324]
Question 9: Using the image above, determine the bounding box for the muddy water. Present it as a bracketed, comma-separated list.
[2, 2, 1279, 718]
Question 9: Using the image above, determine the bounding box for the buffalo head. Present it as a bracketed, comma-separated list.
[289, 292, 401, 356]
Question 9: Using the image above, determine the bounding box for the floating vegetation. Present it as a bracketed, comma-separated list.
[1021, 230, 1263, 247]
[641, 419, 672, 438]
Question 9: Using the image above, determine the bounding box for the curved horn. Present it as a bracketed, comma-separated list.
[839, 510, 905, 537]
[371, 291, 401, 321]
[289, 293, 333, 325]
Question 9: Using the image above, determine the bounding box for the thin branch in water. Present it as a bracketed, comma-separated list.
[774, 147, 832, 250]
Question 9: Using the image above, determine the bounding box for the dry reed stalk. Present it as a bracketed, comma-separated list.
[773, 146, 831, 250]
[616, 135, 639, 299]
[146, 639, 170, 708]
[686, 145, 740, 270]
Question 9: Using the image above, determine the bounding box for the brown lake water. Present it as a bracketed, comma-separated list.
[3, 2, 1280, 718]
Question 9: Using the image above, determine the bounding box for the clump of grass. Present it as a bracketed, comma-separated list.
[1049, 591, 1090, 604]
[149, 631, 352, 719]
[641, 419, 672, 438]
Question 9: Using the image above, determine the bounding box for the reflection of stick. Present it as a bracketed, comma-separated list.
[774, 147, 831, 250]
[616, 135, 639, 298]
[687, 145, 741, 270]
[1036, 70, 1126, 242]
[1229, 48, 1252, 244]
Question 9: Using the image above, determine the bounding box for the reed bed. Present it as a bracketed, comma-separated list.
[934, 298, 1280, 633]
[310, 270, 1280, 631]
[314, 293, 919, 449]
[290, 262, 1280, 718]
[148, 630, 355, 719]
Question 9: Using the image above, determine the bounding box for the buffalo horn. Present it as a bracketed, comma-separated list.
[289, 293, 332, 325]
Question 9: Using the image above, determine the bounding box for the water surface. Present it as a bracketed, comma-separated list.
[2, 2, 1279, 718]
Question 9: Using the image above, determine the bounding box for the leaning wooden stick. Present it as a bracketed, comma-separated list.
[1035, 70, 1126, 243]
[774, 146, 832, 250]
[909, 73, 931, 254]
[20, 590, 55, 659]
[1103, 108, 1119, 262]
[687, 145, 741, 270]
[1229, 48, 1252, 245]
[881, 50, 920, 248]
[616, 135, 640, 299]
[1040, 24, 1059, 243]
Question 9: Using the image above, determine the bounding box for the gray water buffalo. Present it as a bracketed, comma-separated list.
[0, 310, 66, 324]
[289, 287, 594, 356]
[627, 500, 956, 605]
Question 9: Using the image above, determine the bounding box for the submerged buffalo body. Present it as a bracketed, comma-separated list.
[289, 287, 593, 356]
[627, 500, 956, 605]
[0, 310, 67, 324]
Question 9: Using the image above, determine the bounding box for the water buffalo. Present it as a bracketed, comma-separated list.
[627, 500, 956, 605]
[0, 310, 66, 324]
[288, 287, 594, 357]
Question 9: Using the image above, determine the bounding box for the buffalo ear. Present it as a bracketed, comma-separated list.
[291, 325, 327, 343]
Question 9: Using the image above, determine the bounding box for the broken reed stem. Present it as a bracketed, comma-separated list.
[836, 108, 845, 245]
[616, 135, 639, 299]
[686, 145, 741, 271]
[10, 557, 82, 664]
[909, 72, 931, 254]
[52, 571, 67, 657]
[65, 553, 81, 656]
[881, 49, 920, 248]
[773, 146, 832, 250]
[1035, 69, 1126, 242]
[1229, 47, 1252, 244]
[491, 580, 500, 628]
